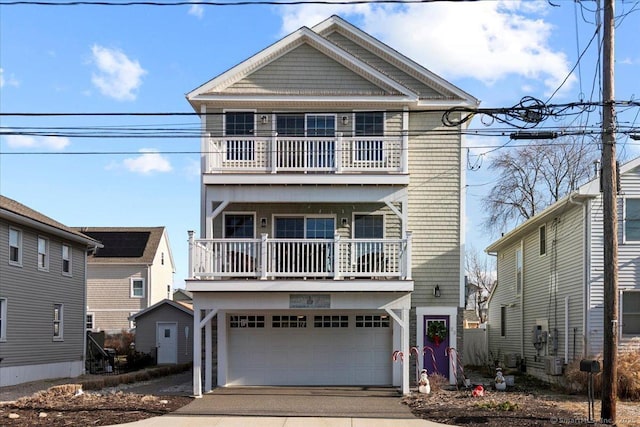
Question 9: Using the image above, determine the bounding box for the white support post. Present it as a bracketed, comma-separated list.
[205, 315, 212, 393]
[261, 233, 268, 280]
[402, 308, 410, 395]
[336, 133, 343, 173]
[402, 108, 409, 173]
[271, 132, 278, 174]
[192, 304, 202, 398]
[405, 231, 413, 280]
[333, 232, 341, 280]
[187, 230, 194, 279]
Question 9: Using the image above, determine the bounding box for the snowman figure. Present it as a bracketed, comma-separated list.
[494, 368, 506, 391]
[418, 369, 431, 394]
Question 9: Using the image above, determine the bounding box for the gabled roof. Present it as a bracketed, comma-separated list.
[186, 15, 478, 110]
[129, 298, 193, 320]
[485, 156, 640, 253]
[0, 195, 101, 248]
[75, 226, 169, 265]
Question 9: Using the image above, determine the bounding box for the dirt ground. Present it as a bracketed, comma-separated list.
[1, 371, 638, 426]
[404, 376, 640, 427]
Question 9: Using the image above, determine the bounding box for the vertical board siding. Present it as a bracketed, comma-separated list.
[0, 220, 87, 367]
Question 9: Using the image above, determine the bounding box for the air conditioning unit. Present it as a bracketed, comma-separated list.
[504, 353, 520, 368]
[545, 356, 564, 376]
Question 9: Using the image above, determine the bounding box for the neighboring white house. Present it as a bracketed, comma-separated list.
[0, 195, 101, 386]
[76, 227, 176, 334]
[485, 157, 640, 381]
[185, 15, 479, 395]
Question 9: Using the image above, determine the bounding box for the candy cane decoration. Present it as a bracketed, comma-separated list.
[446, 347, 468, 389]
[410, 346, 421, 382]
[423, 346, 438, 373]
[392, 350, 404, 363]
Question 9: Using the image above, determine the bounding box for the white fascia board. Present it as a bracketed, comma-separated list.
[188, 95, 416, 104]
[203, 174, 409, 186]
[186, 280, 413, 293]
[187, 28, 419, 102]
[204, 185, 408, 203]
[312, 16, 479, 107]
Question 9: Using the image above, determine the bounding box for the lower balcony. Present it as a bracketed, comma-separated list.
[188, 233, 412, 282]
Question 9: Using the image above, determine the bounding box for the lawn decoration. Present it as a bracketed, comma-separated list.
[418, 369, 431, 394]
[494, 368, 506, 391]
[426, 322, 447, 346]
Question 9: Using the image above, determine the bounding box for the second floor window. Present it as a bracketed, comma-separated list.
[624, 198, 640, 242]
[86, 313, 94, 330]
[38, 237, 49, 271]
[131, 278, 145, 298]
[225, 112, 255, 161]
[539, 225, 547, 256]
[224, 214, 255, 238]
[62, 244, 72, 275]
[9, 228, 22, 265]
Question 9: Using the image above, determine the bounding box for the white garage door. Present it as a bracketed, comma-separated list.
[227, 313, 392, 386]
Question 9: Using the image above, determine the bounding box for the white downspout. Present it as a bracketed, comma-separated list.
[565, 296, 570, 364]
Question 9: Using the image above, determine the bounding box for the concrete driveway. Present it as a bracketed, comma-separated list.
[175, 386, 415, 418]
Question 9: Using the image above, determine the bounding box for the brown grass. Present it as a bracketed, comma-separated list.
[565, 352, 640, 400]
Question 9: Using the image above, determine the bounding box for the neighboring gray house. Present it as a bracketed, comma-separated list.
[184, 15, 479, 395]
[485, 157, 640, 381]
[129, 299, 193, 365]
[0, 195, 101, 386]
[172, 288, 193, 304]
[76, 227, 176, 334]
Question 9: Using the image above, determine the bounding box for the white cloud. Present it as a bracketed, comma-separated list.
[3, 132, 70, 150]
[121, 149, 173, 175]
[0, 68, 20, 88]
[188, 1, 204, 19]
[279, 1, 574, 97]
[90, 45, 147, 101]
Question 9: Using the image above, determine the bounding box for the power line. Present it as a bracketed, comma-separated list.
[0, 0, 484, 6]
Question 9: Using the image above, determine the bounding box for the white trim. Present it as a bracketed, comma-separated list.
[62, 243, 72, 277]
[622, 196, 640, 243]
[53, 303, 64, 341]
[416, 306, 458, 385]
[156, 321, 178, 364]
[186, 279, 413, 293]
[86, 312, 94, 330]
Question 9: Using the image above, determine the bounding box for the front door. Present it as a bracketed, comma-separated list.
[157, 322, 178, 364]
[423, 316, 450, 378]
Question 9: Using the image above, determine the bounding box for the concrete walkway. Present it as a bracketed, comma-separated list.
[113, 415, 449, 426]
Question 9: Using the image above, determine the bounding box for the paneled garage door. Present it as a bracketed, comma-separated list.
[227, 313, 392, 386]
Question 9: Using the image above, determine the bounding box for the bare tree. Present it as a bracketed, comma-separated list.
[465, 246, 495, 321]
[482, 137, 598, 234]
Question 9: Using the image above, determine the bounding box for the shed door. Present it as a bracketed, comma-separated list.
[157, 322, 178, 364]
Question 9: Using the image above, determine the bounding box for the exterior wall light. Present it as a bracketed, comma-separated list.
[261, 115, 268, 124]
[434, 285, 441, 298]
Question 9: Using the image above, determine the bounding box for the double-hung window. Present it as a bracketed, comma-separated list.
[0, 298, 6, 341]
[539, 225, 547, 256]
[225, 111, 255, 162]
[38, 237, 49, 271]
[622, 291, 640, 335]
[354, 112, 384, 164]
[624, 198, 640, 242]
[515, 247, 523, 296]
[86, 313, 94, 330]
[53, 304, 63, 341]
[62, 244, 72, 276]
[353, 214, 384, 272]
[9, 228, 22, 266]
[131, 278, 145, 298]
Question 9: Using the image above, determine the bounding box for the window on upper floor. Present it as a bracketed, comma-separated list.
[53, 303, 63, 341]
[131, 278, 145, 298]
[9, 227, 22, 266]
[500, 306, 507, 337]
[622, 291, 640, 335]
[539, 225, 547, 256]
[355, 112, 384, 136]
[624, 198, 640, 242]
[38, 236, 49, 271]
[62, 244, 72, 276]
[224, 214, 255, 238]
[354, 112, 385, 164]
[224, 111, 255, 161]
[0, 298, 7, 341]
[515, 247, 523, 296]
[353, 214, 384, 239]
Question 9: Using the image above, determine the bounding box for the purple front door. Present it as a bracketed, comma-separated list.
[423, 316, 450, 378]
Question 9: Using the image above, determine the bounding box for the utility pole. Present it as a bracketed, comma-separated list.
[601, 0, 618, 422]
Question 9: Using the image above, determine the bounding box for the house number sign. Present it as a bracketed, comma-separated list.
[289, 294, 330, 309]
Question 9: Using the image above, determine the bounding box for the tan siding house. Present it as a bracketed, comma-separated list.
[0, 196, 100, 386]
[185, 15, 478, 395]
[76, 227, 176, 333]
[486, 157, 640, 382]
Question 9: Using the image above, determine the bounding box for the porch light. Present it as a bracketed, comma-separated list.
[434, 285, 441, 298]
[341, 217, 348, 226]
[342, 115, 349, 125]
[260, 217, 267, 228]
[261, 115, 268, 124]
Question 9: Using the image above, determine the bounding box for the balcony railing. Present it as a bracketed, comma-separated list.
[205, 133, 407, 174]
[188, 232, 412, 280]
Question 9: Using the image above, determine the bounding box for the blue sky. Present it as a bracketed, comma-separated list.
[1, 1, 639, 287]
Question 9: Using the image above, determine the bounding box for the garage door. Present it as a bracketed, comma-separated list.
[227, 313, 392, 386]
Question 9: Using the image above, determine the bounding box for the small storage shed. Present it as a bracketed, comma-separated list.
[130, 299, 193, 365]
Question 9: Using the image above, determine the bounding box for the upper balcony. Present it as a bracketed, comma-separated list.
[204, 133, 408, 177]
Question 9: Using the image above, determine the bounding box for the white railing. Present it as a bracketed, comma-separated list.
[188, 232, 412, 280]
[205, 134, 406, 174]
